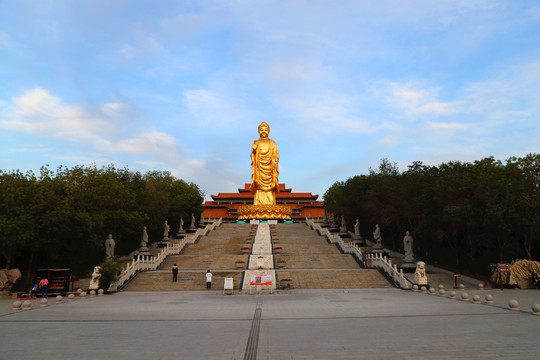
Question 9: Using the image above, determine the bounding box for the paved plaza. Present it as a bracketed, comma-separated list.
[1, 287, 539, 360]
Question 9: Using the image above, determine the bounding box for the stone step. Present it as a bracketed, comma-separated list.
[276, 269, 392, 289]
[160, 254, 250, 270]
[124, 222, 394, 291]
[124, 269, 391, 291]
[123, 271, 244, 291]
[273, 254, 361, 269]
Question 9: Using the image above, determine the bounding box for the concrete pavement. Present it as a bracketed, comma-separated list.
[1, 287, 539, 359]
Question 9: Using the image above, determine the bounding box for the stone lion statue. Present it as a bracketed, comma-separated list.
[88, 266, 102, 290]
[0, 268, 22, 292]
[414, 261, 428, 286]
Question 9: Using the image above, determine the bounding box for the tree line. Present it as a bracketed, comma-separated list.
[323, 154, 540, 276]
[0, 165, 204, 277]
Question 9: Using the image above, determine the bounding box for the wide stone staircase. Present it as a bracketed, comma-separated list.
[123, 223, 391, 291]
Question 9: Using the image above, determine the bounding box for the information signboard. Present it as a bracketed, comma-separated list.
[224, 278, 234, 290]
[497, 263, 510, 273]
[250, 274, 272, 285]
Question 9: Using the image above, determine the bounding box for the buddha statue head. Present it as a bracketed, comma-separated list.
[258, 122, 270, 139]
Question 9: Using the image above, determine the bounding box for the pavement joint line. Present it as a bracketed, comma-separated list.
[0, 310, 511, 324]
[243, 296, 263, 360]
[0, 318, 256, 323]
[260, 312, 515, 321]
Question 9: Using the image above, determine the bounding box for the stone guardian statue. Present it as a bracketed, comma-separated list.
[139, 226, 150, 253]
[105, 234, 115, 259]
[353, 219, 362, 241]
[162, 220, 170, 241]
[339, 215, 348, 236]
[403, 231, 415, 263]
[88, 266, 102, 290]
[414, 261, 428, 286]
[176, 217, 185, 237]
[188, 213, 197, 232]
[373, 224, 383, 249]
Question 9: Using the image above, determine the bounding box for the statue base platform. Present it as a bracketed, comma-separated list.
[400, 263, 417, 273]
[238, 204, 292, 220]
[369, 249, 389, 258]
[138, 247, 149, 253]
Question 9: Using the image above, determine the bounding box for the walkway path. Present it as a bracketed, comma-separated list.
[1, 288, 539, 359]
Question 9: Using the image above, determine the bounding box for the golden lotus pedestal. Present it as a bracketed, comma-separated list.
[238, 204, 292, 220]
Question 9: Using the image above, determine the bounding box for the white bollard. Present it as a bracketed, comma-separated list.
[22, 300, 32, 310]
[90, 290, 96, 297]
[508, 299, 519, 311]
[98, 289, 104, 296]
[477, 283, 484, 290]
[449, 291, 457, 299]
[12, 301, 22, 311]
[429, 287, 437, 295]
[80, 291, 87, 298]
[438, 284, 444, 290]
[472, 295, 481, 304]
[412, 285, 418, 292]
[485, 294, 493, 304]
[421, 286, 428, 293]
[40, 298, 48, 307]
[532, 304, 540, 315]
[68, 294, 75, 302]
[438, 289, 446, 296]
[458, 284, 465, 290]
[461, 292, 469, 301]
[56, 295, 63, 304]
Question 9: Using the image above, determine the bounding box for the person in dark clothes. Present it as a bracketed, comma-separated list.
[172, 264, 178, 282]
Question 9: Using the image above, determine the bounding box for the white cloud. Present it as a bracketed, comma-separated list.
[118, 44, 136, 59]
[427, 122, 468, 131]
[0, 31, 11, 47]
[182, 88, 252, 129]
[0, 88, 180, 162]
[1, 89, 113, 143]
[114, 131, 176, 155]
[160, 13, 210, 37]
[117, 28, 164, 61]
[387, 82, 458, 116]
[9, 146, 52, 153]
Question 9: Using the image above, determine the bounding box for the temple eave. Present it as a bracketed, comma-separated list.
[203, 183, 324, 221]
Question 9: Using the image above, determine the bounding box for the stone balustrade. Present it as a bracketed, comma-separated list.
[305, 218, 410, 290]
[109, 219, 222, 291]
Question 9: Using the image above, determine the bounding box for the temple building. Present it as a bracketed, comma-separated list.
[202, 183, 324, 221]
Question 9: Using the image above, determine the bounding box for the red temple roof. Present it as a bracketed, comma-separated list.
[203, 183, 324, 220]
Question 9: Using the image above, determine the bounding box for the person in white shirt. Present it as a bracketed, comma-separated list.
[206, 270, 212, 289]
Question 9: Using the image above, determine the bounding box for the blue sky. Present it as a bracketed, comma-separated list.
[1, 1, 539, 200]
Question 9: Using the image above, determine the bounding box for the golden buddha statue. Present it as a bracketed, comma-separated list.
[251, 122, 279, 205]
[237, 122, 291, 220]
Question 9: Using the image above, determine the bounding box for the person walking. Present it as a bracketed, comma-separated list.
[39, 277, 49, 298]
[30, 282, 38, 298]
[206, 270, 212, 289]
[172, 264, 178, 282]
